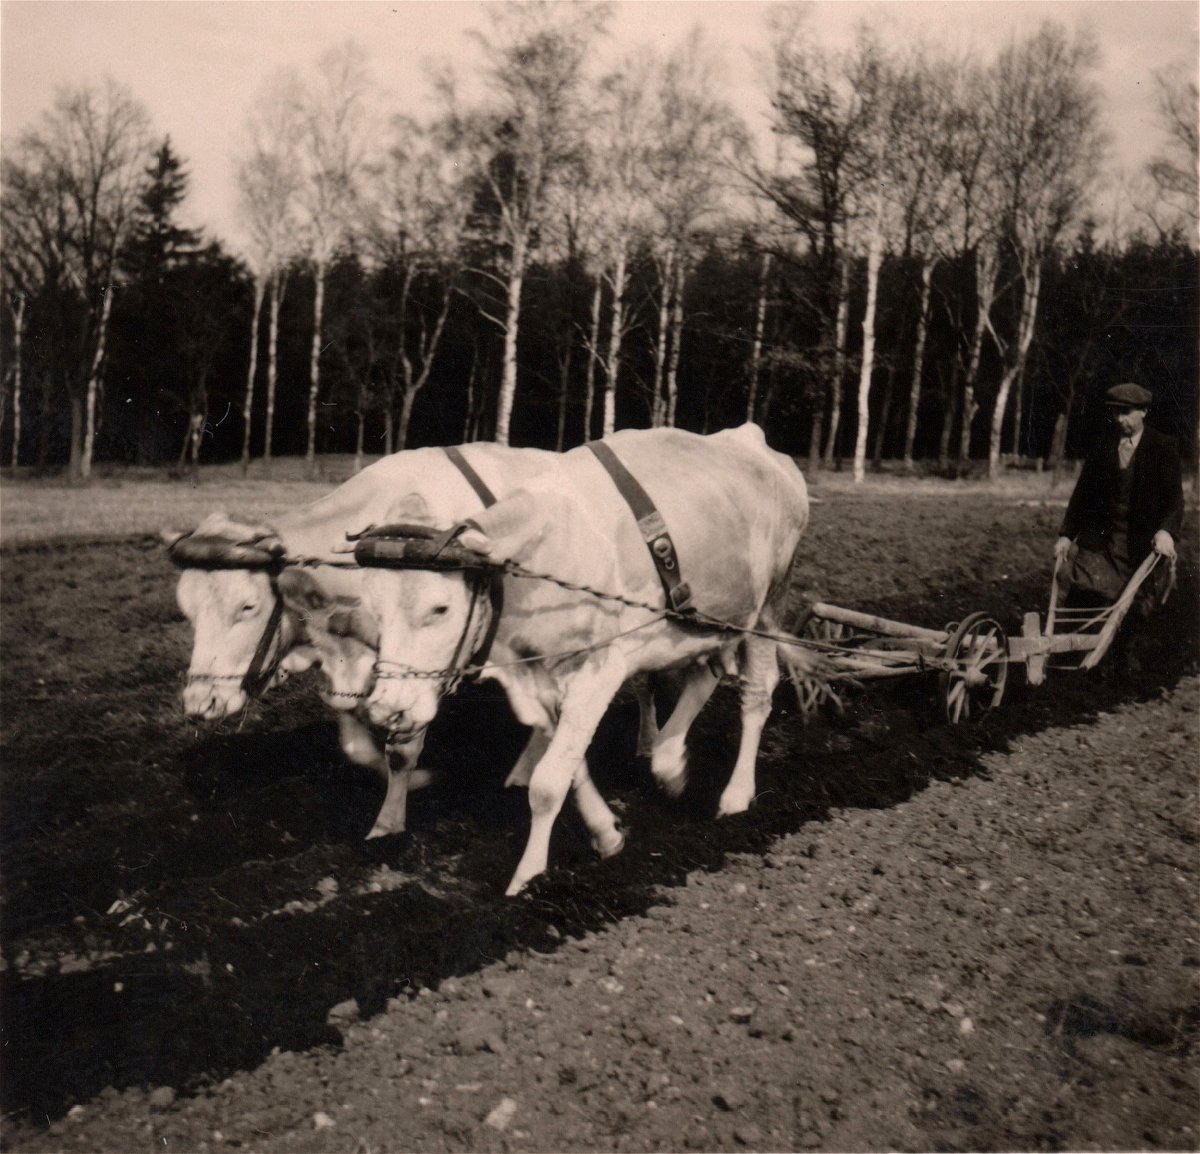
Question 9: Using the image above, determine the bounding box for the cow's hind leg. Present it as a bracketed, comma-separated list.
[506, 659, 626, 896]
[649, 663, 721, 797]
[504, 728, 550, 788]
[717, 636, 779, 817]
[631, 673, 659, 758]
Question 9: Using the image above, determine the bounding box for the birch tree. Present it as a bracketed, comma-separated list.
[588, 50, 655, 436]
[236, 73, 302, 475]
[1143, 62, 1199, 236]
[361, 115, 467, 451]
[645, 29, 744, 429]
[292, 41, 373, 476]
[983, 23, 1103, 479]
[441, 1, 609, 446]
[765, 14, 879, 469]
[0, 80, 150, 480]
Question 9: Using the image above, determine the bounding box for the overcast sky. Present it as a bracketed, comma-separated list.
[2, 1, 1196, 250]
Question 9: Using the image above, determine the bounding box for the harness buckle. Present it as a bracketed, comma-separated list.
[668, 582, 694, 613]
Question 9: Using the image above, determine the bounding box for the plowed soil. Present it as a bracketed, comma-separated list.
[2, 484, 1197, 1152]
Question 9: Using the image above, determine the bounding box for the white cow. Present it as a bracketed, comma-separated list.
[361, 424, 821, 894]
[169, 444, 561, 837]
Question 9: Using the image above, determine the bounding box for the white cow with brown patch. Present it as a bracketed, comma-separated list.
[360, 425, 818, 894]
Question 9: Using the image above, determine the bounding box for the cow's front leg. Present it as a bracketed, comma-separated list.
[506, 660, 627, 896]
[717, 636, 779, 817]
[367, 732, 429, 838]
[650, 662, 721, 797]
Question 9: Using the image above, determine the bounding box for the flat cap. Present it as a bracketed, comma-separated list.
[1104, 382, 1153, 408]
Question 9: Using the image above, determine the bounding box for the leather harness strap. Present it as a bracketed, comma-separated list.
[243, 591, 286, 697]
[441, 445, 505, 670]
[443, 445, 498, 507]
[585, 440, 693, 614]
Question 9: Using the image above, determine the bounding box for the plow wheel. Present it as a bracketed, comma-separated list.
[939, 612, 1008, 724]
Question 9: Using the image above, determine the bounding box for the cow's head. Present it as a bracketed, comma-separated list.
[167, 513, 303, 719]
[360, 492, 533, 739]
[276, 568, 379, 711]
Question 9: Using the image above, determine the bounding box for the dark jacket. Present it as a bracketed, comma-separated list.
[1060, 425, 1185, 562]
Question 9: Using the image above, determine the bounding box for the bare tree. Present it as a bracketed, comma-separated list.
[1143, 62, 1199, 236]
[236, 72, 302, 475]
[440, 1, 610, 446]
[361, 115, 466, 451]
[292, 41, 373, 477]
[587, 50, 656, 435]
[983, 23, 1104, 479]
[645, 29, 744, 429]
[764, 11, 879, 469]
[0, 79, 150, 480]
[4, 289, 25, 467]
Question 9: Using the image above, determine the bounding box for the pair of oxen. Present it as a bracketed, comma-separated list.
[169, 424, 820, 895]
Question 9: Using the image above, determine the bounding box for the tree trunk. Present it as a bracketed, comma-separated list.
[240, 275, 265, 477]
[872, 362, 896, 468]
[354, 406, 366, 475]
[852, 207, 883, 485]
[665, 252, 686, 429]
[746, 251, 771, 423]
[988, 260, 1041, 480]
[306, 258, 327, 478]
[396, 386, 417, 452]
[651, 246, 674, 428]
[68, 390, 83, 479]
[1048, 399, 1072, 491]
[555, 342, 572, 452]
[81, 284, 115, 481]
[494, 233, 528, 447]
[264, 270, 286, 477]
[902, 257, 934, 468]
[602, 243, 629, 438]
[959, 240, 998, 467]
[9, 294, 24, 468]
[938, 358, 960, 473]
[807, 386, 825, 475]
[582, 274, 603, 444]
[824, 255, 851, 469]
[188, 409, 204, 486]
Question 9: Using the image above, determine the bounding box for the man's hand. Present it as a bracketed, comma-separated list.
[1053, 536, 1073, 560]
[1153, 529, 1177, 559]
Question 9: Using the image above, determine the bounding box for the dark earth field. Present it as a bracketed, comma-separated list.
[1, 484, 1197, 1152]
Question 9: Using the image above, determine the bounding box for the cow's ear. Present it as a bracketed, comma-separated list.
[160, 528, 186, 549]
[384, 491, 433, 523]
[277, 568, 330, 613]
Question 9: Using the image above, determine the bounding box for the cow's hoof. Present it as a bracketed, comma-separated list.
[365, 820, 404, 840]
[716, 790, 752, 818]
[504, 875, 531, 897]
[654, 770, 687, 799]
[593, 827, 626, 859]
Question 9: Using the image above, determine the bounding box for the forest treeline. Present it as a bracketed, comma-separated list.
[2, 2, 1196, 482]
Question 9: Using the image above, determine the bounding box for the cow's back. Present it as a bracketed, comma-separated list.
[559, 425, 807, 626]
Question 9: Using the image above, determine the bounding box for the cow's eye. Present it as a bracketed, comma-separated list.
[240, 602, 259, 617]
[430, 605, 450, 618]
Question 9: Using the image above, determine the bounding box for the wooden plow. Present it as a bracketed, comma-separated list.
[793, 551, 1170, 725]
